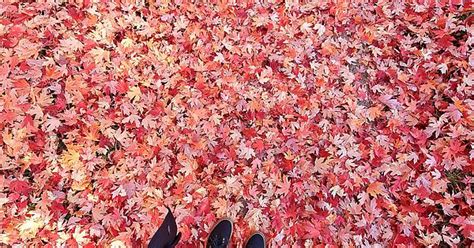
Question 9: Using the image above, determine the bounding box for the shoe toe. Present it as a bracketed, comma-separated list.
[207, 219, 233, 248]
[246, 233, 265, 248]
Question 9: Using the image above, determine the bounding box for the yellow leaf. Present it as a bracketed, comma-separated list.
[367, 106, 383, 121]
[367, 181, 384, 197]
[110, 240, 127, 248]
[59, 147, 82, 170]
[71, 168, 89, 191]
[326, 213, 336, 224]
[284, 150, 294, 160]
[18, 212, 45, 239]
[71, 177, 89, 191]
[120, 37, 134, 48]
[127, 86, 141, 102]
[387, 203, 398, 213]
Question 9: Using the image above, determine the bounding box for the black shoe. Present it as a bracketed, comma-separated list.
[206, 219, 233, 248]
[245, 232, 265, 248]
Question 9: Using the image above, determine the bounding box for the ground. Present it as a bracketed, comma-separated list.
[0, 1, 473, 247]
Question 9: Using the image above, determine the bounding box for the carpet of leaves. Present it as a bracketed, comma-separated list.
[1, 1, 473, 247]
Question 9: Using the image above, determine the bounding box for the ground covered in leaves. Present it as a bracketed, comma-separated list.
[0, 1, 473, 247]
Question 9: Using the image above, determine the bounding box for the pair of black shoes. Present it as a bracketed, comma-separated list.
[206, 219, 265, 248]
[148, 208, 264, 248]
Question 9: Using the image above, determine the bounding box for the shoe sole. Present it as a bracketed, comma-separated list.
[244, 231, 266, 248]
[205, 218, 234, 248]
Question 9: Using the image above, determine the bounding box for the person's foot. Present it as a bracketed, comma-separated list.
[206, 219, 233, 248]
[245, 232, 265, 248]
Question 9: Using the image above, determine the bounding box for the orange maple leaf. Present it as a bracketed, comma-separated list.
[367, 181, 385, 197]
[85, 123, 100, 141]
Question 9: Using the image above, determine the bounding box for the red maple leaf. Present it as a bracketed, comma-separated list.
[252, 139, 265, 152]
[9, 180, 31, 195]
[0, 111, 16, 124]
[437, 34, 454, 49]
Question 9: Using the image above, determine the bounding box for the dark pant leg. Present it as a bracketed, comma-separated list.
[148, 207, 181, 248]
